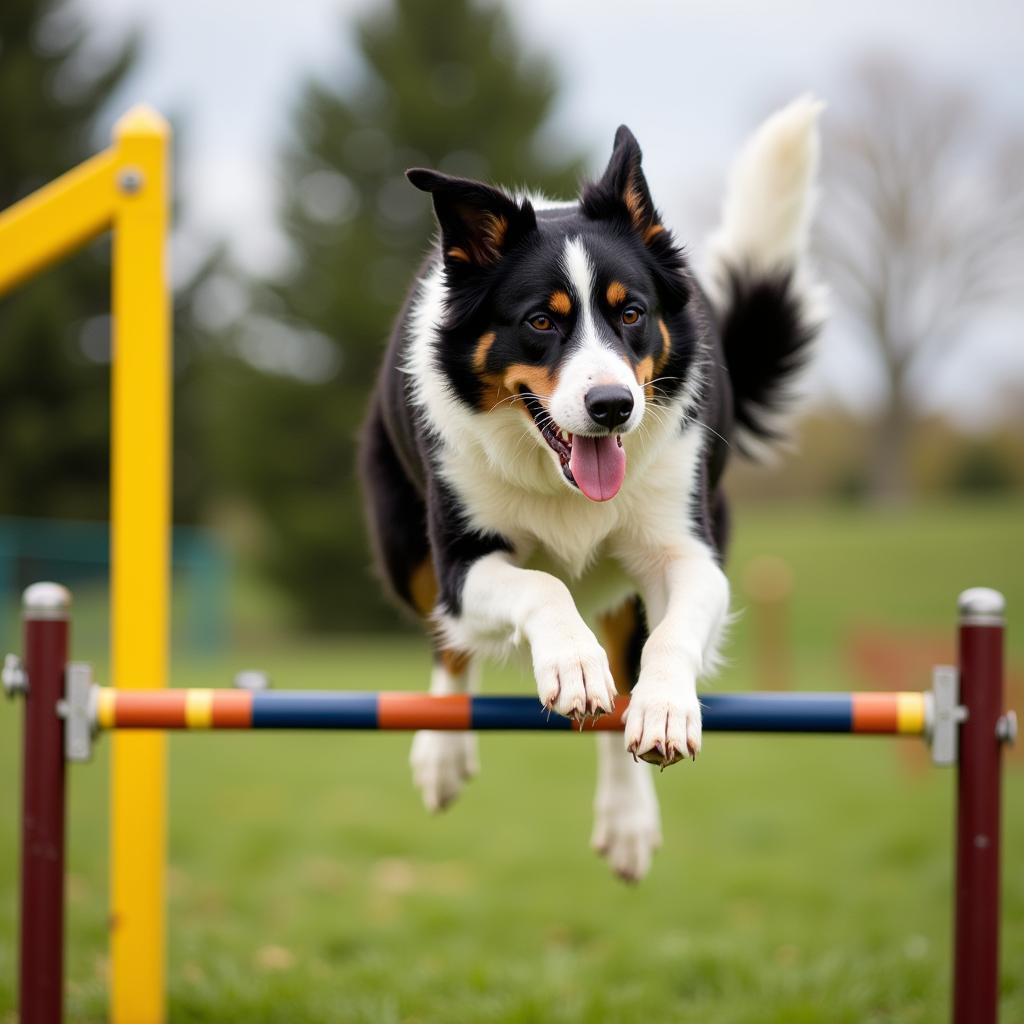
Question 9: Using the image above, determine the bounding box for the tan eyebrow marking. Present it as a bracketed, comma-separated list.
[548, 290, 572, 315]
[447, 247, 471, 263]
[606, 281, 627, 306]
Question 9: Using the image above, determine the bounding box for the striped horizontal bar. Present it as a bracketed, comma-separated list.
[92, 689, 927, 736]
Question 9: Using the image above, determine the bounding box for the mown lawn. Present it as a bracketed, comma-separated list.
[1, 499, 1021, 1022]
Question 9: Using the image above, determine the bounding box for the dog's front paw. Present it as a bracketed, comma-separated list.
[410, 730, 478, 812]
[623, 678, 701, 768]
[530, 619, 617, 721]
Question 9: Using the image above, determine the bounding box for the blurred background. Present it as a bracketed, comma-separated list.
[1, 1, 1021, 1021]
[2, 0, 1022, 638]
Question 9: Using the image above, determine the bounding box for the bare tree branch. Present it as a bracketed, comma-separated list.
[814, 54, 1024, 499]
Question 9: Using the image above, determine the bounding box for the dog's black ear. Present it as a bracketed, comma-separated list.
[581, 126, 664, 246]
[581, 127, 689, 309]
[407, 168, 537, 271]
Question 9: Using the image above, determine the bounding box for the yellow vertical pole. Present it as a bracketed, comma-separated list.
[109, 105, 171, 1024]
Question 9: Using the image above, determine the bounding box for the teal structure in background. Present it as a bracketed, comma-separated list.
[0, 517, 229, 653]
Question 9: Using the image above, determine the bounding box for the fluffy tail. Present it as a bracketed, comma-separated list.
[703, 94, 826, 454]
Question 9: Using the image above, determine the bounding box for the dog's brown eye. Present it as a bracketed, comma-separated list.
[528, 314, 554, 331]
[621, 307, 642, 326]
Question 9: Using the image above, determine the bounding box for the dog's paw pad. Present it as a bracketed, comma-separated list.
[623, 684, 701, 770]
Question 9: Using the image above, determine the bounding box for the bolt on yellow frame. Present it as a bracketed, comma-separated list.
[0, 106, 171, 1024]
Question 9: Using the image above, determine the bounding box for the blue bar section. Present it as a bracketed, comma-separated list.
[470, 695, 574, 730]
[251, 691, 378, 729]
[701, 693, 853, 732]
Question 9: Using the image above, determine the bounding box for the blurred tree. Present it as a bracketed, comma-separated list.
[227, 0, 584, 630]
[0, 0, 214, 525]
[816, 56, 1024, 502]
[0, 0, 138, 520]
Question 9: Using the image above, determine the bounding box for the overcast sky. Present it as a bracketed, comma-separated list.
[79, 0, 1024, 423]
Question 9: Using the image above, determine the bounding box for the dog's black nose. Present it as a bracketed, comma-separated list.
[584, 385, 634, 429]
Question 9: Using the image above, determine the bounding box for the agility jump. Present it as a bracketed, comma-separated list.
[6, 580, 1015, 1024]
[0, 109, 1015, 1024]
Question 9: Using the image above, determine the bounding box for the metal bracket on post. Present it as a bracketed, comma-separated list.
[234, 669, 270, 691]
[928, 664, 966, 766]
[996, 709, 1017, 747]
[58, 662, 97, 762]
[3, 652, 28, 697]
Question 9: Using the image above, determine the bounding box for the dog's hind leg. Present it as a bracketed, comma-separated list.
[410, 649, 480, 812]
[591, 598, 661, 881]
[359, 402, 479, 811]
[404, 559, 480, 812]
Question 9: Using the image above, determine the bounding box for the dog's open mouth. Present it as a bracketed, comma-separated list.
[520, 391, 626, 502]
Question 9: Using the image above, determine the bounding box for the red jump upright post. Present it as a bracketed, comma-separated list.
[954, 587, 1009, 1024]
[18, 583, 71, 1024]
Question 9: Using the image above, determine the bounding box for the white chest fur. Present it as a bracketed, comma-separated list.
[439, 418, 707, 618]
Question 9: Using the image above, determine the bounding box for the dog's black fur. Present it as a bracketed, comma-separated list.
[359, 124, 814, 678]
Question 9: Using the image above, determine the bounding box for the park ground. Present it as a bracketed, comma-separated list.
[1, 498, 1022, 1023]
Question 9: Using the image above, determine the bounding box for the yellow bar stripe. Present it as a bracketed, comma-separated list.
[185, 689, 214, 729]
[897, 692, 925, 735]
[97, 687, 117, 729]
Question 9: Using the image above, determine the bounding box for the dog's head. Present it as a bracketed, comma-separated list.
[409, 127, 699, 502]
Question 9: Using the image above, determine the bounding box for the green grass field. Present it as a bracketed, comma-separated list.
[1, 500, 1021, 1023]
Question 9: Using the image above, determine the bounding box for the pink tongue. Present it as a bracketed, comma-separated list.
[569, 435, 626, 502]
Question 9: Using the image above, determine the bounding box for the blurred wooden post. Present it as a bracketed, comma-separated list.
[744, 555, 794, 691]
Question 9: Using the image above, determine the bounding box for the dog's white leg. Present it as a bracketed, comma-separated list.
[624, 539, 730, 767]
[410, 659, 480, 812]
[443, 551, 617, 720]
[592, 732, 662, 882]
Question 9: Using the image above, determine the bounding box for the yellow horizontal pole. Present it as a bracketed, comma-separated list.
[0, 147, 119, 296]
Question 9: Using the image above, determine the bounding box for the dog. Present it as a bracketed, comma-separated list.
[358, 97, 824, 881]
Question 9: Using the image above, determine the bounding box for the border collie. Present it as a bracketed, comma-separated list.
[359, 97, 824, 881]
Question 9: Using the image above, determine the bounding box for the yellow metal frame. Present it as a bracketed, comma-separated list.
[0, 106, 171, 1024]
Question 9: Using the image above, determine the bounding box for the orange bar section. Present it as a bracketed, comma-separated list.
[378, 693, 471, 730]
[851, 692, 926, 734]
[113, 691, 187, 729]
[211, 690, 253, 728]
[580, 695, 630, 731]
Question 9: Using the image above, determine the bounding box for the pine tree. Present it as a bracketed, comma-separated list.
[227, 0, 584, 630]
[0, 0, 139, 519]
[0, 1, 216, 528]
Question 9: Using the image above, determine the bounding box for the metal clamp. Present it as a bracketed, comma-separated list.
[997, 710, 1017, 747]
[234, 670, 270, 691]
[57, 662, 98, 762]
[3, 653, 27, 697]
[927, 665, 966, 766]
